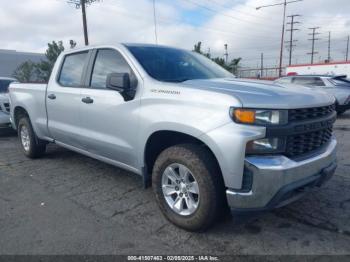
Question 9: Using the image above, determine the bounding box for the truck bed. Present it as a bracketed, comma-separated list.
[9, 83, 49, 138]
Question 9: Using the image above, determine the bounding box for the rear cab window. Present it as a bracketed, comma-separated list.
[58, 51, 89, 87]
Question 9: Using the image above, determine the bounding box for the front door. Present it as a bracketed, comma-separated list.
[78, 48, 140, 168]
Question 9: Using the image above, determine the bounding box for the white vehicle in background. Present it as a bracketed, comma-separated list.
[0, 77, 17, 129]
[286, 61, 350, 76]
[275, 75, 350, 115]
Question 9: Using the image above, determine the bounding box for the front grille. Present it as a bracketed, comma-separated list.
[286, 126, 333, 157]
[289, 104, 335, 122]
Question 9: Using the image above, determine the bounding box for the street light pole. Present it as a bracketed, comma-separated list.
[256, 0, 302, 77]
[278, 0, 287, 77]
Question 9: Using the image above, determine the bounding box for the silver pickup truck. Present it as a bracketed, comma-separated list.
[9, 44, 337, 231]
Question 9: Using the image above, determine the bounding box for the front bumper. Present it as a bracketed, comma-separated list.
[226, 138, 337, 211]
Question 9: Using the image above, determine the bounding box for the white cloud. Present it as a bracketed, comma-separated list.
[0, 0, 349, 67]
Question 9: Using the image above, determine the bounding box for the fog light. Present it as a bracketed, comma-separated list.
[246, 137, 285, 154]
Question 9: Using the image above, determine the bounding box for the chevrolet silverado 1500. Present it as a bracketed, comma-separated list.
[9, 44, 337, 231]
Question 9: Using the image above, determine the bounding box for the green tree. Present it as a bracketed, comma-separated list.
[212, 57, 226, 68]
[193, 41, 202, 54]
[12, 61, 37, 82]
[193, 42, 241, 74]
[12, 40, 66, 83]
[193, 41, 210, 58]
[227, 58, 242, 74]
[36, 41, 65, 81]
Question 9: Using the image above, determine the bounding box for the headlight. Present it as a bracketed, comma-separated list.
[231, 108, 288, 125]
[246, 137, 286, 154]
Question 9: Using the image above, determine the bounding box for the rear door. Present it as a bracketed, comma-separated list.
[78, 48, 140, 168]
[46, 51, 90, 148]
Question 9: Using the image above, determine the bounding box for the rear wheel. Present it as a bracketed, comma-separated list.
[152, 144, 226, 231]
[18, 117, 46, 158]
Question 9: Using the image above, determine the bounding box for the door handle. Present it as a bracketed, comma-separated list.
[48, 94, 56, 100]
[82, 97, 94, 104]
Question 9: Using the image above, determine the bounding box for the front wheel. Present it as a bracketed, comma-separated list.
[152, 144, 226, 231]
[18, 117, 46, 158]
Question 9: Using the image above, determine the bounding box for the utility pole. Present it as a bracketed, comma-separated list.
[346, 35, 349, 61]
[81, 0, 88, 45]
[327, 31, 331, 62]
[307, 27, 320, 64]
[256, 0, 303, 77]
[224, 44, 228, 64]
[285, 14, 300, 66]
[260, 53, 264, 78]
[67, 0, 100, 46]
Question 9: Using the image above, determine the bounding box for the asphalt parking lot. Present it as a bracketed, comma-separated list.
[0, 113, 349, 255]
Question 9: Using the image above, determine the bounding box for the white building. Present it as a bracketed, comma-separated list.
[286, 61, 350, 76]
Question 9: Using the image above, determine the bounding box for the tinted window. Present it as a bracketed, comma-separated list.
[293, 77, 325, 87]
[0, 80, 15, 93]
[58, 52, 88, 86]
[90, 49, 136, 88]
[126, 45, 233, 83]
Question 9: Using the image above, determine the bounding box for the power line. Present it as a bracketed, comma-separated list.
[183, 0, 281, 32]
[256, 0, 303, 77]
[203, 0, 281, 22]
[307, 27, 321, 64]
[285, 14, 301, 66]
[97, 0, 280, 41]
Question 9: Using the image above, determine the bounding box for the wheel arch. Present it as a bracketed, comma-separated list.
[143, 130, 223, 188]
[13, 106, 30, 130]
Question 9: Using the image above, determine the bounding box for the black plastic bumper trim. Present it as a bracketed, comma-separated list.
[231, 161, 337, 213]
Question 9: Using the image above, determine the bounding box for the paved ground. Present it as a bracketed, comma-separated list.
[0, 113, 349, 255]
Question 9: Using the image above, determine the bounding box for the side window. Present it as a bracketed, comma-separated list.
[90, 49, 136, 89]
[58, 52, 89, 87]
[293, 77, 315, 86]
[312, 77, 326, 86]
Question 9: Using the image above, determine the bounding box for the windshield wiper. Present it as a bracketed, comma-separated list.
[162, 78, 192, 83]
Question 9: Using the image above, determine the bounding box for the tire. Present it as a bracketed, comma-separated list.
[18, 116, 46, 158]
[152, 144, 226, 231]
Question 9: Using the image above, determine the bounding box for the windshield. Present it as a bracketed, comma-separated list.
[0, 80, 14, 93]
[125, 45, 233, 82]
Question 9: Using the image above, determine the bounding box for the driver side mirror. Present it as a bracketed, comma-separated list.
[106, 72, 131, 92]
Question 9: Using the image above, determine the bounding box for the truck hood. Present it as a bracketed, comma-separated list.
[182, 78, 335, 109]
